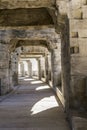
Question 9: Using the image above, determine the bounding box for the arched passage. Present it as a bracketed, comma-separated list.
[10, 39, 61, 88]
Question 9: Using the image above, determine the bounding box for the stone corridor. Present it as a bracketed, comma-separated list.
[0, 78, 70, 130]
[0, 0, 87, 129]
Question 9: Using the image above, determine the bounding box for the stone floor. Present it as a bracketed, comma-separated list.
[0, 77, 70, 130]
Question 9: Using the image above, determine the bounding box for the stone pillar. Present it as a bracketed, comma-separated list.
[20, 62, 25, 77]
[47, 54, 52, 81]
[60, 17, 70, 114]
[18, 62, 21, 76]
[37, 58, 42, 80]
[27, 60, 32, 78]
[51, 48, 61, 87]
[11, 52, 19, 86]
[45, 54, 49, 83]
[0, 43, 13, 95]
[41, 56, 45, 79]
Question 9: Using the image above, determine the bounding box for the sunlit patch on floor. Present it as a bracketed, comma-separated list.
[24, 78, 35, 81]
[31, 96, 59, 115]
[31, 81, 43, 84]
[36, 85, 50, 91]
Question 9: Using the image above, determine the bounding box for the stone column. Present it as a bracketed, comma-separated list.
[27, 60, 32, 78]
[60, 17, 70, 115]
[48, 53, 52, 81]
[37, 58, 42, 80]
[18, 62, 21, 76]
[51, 48, 61, 88]
[11, 52, 19, 86]
[41, 56, 45, 79]
[0, 43, 13, 95]
[45, 54, 49, 83]
[20, 62, 25, 77]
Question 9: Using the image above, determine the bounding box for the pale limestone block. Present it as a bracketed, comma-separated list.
[72, 8, 82, 19]
[78, 38, 87, 56]
[70, 19, 87, 32]
[70, 38, 79, 47]
[71, 56, 87, 75]
[68, 0, 84, 19]
[78, 29, 87, 38]
[68, 0, 82, 10]
[82, 5, 87, 18]
[70, 8, 82, 19]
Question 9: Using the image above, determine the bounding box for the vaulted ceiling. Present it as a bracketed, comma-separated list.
[0, 8, 55, 27]
[0, 0, 61, 53]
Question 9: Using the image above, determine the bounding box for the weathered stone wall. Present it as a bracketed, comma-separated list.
[68, 0, 87, 109]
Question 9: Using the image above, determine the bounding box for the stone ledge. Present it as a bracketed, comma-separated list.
[72, 116, 87, 130]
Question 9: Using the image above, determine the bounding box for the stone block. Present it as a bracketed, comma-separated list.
[70, 38, 79, 47]
[73, 9, 82, 19]
[68, 0, 82, 10]
[71, 56, 87, 75]
[82, 5, 87, 18]
[78, 29, 87, 38]
[78, 38, 87, 56]
[70, 75, 87, 109]
[68, 8, 82, 19]
[70, 19, 87, 31]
